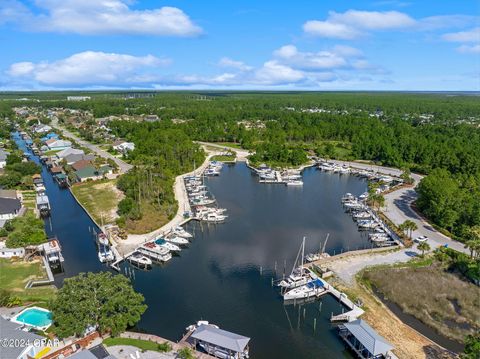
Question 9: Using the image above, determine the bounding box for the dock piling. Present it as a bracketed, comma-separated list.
[313, 318, 317, 332]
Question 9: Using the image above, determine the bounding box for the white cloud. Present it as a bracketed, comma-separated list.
[1, 0, 202, 36]
[329, 10, 415, 30]
[442, 27, 480, 42]
[457, 44, 480, 54]
[218, 57, 253, 71]
[273, 45, 348, 70]
[303, 10, 477, 39]
[303, 20, 360, 39]
[253, 61, 304, 85]
[7, 51, 170, 85]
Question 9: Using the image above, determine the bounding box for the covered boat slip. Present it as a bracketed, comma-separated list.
[338, 319, 395, 359]
[190, 325, 250, 359]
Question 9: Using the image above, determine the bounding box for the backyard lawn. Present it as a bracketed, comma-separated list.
[103, 337, 172, 352]
[0, 258, 56, 303]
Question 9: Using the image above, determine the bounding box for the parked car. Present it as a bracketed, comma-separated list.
[414, 235, 428, 243]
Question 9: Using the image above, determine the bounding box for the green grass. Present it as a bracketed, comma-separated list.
[103, 338, 172, 352]
[0, 258, 56, 303]
[42, 149, 62, 156]
[216, 142, 244, 149]
[211, 154, 236, 162]
[361, 261, 480, 342]
[71, 179, 121, 225]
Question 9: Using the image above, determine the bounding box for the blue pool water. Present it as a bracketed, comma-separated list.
[16, 308, 53, 328]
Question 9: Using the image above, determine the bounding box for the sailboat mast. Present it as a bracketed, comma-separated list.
[301, 237, 305, 268]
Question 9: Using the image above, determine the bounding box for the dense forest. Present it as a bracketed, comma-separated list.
[108, 121, 205, 232]
[3, 91, 480, 237]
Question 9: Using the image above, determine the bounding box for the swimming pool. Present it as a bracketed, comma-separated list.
[11, 307, 53, 330]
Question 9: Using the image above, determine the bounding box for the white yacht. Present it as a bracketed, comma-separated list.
[97, 233, 109, 245]
[98, 244, 115, 263]
[172, 226, 193, 238]
[357, 220, 378, 229]
[155, 238, 181, 252]
[201, 212, 227, 223]
[286, 180, 303, 186]
[283, 278, 326, 301]
[138, 245, 172, 262]
[163, 234, 189, 245]
[352, 211, 371, 220]
[128, 252, 153, 267]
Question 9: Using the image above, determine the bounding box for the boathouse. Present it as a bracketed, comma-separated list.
[338, 319, 394, 359]
[190, 324, 250, 359]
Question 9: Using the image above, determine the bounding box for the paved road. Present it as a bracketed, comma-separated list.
[52, 120, 133, 174]
[330, 159, 467, 254]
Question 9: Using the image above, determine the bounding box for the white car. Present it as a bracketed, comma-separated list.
[415, 235, 428, 243]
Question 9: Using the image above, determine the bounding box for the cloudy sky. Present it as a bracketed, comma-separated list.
[0, 0, 479, 90]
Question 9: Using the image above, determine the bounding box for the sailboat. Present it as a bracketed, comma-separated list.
[305, 233, 330, 262]
[278, 237, 317, 290]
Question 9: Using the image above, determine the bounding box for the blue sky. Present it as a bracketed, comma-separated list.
[0, 0, 479, 91]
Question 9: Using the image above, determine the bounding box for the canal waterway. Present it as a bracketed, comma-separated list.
[16, 132, 379, 358]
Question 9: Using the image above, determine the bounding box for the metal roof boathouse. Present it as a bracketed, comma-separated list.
[191, 324, 250, 359]
[338, 319, 395, 359]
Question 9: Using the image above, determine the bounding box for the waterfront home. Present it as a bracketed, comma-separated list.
[75, 165, 112, 182]
[338, 319, 394, 359]
[46, 139, 72, 151]
[72, 159, 93, 171]
[32, 124, 52, 134]
[0, 196, 22, 223]
[56, 147, 85, 160]
[63, 153, 95, 166]
[112, 140, 135, 153]
[0, 243, 25, 258]
[41, 132, 59, 142]
[50, 166, 64, 175]
[0, 317, 46, 359]
[0, 149, 9, 168]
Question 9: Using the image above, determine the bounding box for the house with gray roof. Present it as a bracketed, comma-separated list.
[56, 147, 84, 159]
[63, 153, 95, 166]
[0, 317, 46, 359]
[339, 319, 394, 359]
[0, 197, 22, 221]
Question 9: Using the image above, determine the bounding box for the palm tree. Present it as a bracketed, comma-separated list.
[401, 220, 418, 239]
[417, 242, 430, 257]
[465, 226, 480, 259]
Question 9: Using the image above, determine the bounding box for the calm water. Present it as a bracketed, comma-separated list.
[16, 132, 376, 358]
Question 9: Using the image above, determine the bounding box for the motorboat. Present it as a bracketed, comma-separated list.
[154, 238, 181, 252]
[201, 212, 227, 223]
[172, 226, 193, 238]
[357, 220, 378, 229]
[186, 320, 219, 332]
[138, 245, 172, 262]
[286, 180, 303, 186]
[98, 244, 115, 263]
[128, 252, 152, 267]
[341, 193, 354, 202]
[97, 233, 109, 245]
[283, 279, 326, 301]
[163, 234, 189, 246]
[352, 211, 371, 220]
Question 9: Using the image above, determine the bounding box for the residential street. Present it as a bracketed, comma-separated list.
[51, 119, 133, 174]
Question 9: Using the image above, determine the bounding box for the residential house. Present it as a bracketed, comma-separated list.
[72, 159, 93, 171]
[56, 147, 85, 160]
[67, 96, 91, 101]
[50, 166, 63, 175]
[41, 132, 59, 142]
[75, 165, 103, 182]
[63, 153, 95, 166]
[0, 197, 22, 221]
[32, 124, 52, 134]
[0, 149, 8, 168]
[112, 140, 135, 153]
[45, 139, 72, 151]
[0, 242, 25, 258]
[0, 317, 46, 359]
